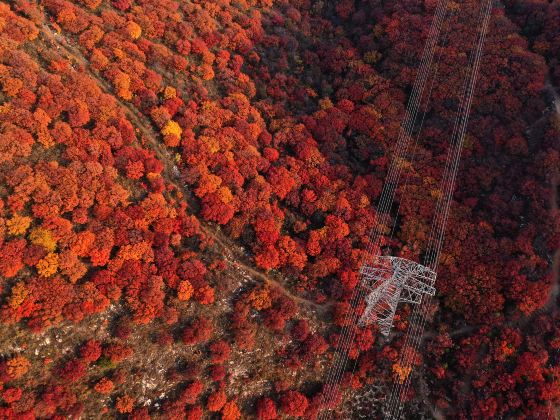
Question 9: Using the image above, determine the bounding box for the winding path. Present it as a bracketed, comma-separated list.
[32, 13, 328, 314]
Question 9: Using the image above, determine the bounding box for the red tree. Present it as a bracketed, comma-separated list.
[279, 391, 308, 417]
[256, 397, 278, 420]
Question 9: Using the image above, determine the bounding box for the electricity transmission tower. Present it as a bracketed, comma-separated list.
[357, 257, 436, 336]
[319, 0, 494, 418]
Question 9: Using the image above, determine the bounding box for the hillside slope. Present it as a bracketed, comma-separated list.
[0, 0, 559, 418]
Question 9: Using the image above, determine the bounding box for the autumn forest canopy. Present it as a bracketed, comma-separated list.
[0, 0, 559, 418]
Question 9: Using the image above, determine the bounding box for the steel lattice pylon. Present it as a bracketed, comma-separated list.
[357, 256, 436, 336]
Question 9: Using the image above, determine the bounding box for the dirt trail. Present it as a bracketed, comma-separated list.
[547, 172, 560, 420]
[544, 82, 560, 313]
[34, 16, 327, 314]
[546, 174, 560, 312]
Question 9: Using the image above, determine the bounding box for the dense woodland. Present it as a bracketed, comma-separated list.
[0, 0, 559, 418]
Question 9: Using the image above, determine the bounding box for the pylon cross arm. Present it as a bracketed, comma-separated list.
[357, 256, 437, 335]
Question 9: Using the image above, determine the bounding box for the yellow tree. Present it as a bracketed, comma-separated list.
[6, 214, 31, 235]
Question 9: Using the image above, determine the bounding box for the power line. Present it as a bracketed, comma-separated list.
[320, 0, 494, 417]
[319, 1, 451, 417]
[385, 0, 493, 417]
